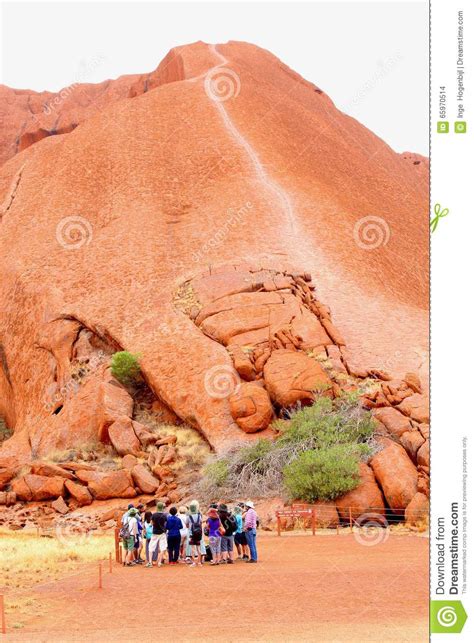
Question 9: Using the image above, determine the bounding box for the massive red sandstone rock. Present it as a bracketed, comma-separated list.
[369, 441, 418, 512]
[397, 394, 429, 424]
[373, 407, 413, 439]
[0, 41, 428, 463]
[30, 461, 76, 480]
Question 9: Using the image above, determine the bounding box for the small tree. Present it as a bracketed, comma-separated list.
[110, 351, 141, 384]
[283, 444, 362, 502]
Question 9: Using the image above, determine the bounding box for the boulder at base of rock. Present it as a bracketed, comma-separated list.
[11, 474, 65, 501]
[64, 479, 93, 506]
[336, 463, 385, 521]
[370, 441, 418, 512]
[263, 349, 332, 407]
[121, 454, 138, 470]
[397, 393, 429, 424]
[132, 421, 158, 448]
[405, 492, 429, 525]
[87, 470, 137, 500]
[313, 501, 340, 528]
[131, 464, 160, 494]
[400, 430, 425, 461]
[229, 382, 273, 433]
[417, 440, 430, 468]
[30, 461, 75, 480]
[0, 467, 16, 490]
[51, 496, 69, 514]
[97, 379, 134, 443]
[373, 407, 412, 439]
[108, 417, 141, 456]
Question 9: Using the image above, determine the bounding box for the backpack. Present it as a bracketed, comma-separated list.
[189, 513, 203, 540]
[119, 520, 131, 540]
[227, 515, 237, 534]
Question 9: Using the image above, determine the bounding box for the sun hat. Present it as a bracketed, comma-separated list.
[127, 503, 134, 509]
[128, 508, 138, 516]
[245, 500, 255, 508]
[233, 505, 242, 514]
[156, 501, 165, 511]
[208, 507, 219, 518]
[218, 503, 228, 513]
[189, 500, 199, 513]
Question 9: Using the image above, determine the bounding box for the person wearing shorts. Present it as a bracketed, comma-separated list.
[233, 505, 248, 559]
[206, 506, 222, 565]
[187, 500, 204, 566]
[147, 502, 168, 567]
[218, 504, 236, 564]
[124, 508, 139, 566]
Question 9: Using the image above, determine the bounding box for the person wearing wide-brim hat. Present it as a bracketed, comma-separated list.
[244, 500, 258, 563]
[218, 503, 236, 564]
[206, 506, 222, 565]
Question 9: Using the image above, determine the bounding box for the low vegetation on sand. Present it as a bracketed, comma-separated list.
[201, 394, 376, 503]
[0, 529, 114, 629]
[0, 529, 113, 591]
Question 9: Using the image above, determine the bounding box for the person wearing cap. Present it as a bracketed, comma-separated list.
[233, 505, 249, 560]
[124, 508, 139, 566]
[206, 505, 222, 565]
[244, 500, 258, 563]
[147, 501, 168, 567]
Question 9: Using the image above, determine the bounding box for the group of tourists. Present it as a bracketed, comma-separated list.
[120, 499, 259, 567]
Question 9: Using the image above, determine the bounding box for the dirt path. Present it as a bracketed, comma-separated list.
[4, 533, 428, 642]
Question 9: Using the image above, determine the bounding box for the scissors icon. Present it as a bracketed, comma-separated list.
[430, 203, 449, 232]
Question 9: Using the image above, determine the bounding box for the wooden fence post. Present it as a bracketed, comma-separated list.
[311, 508, 316, 535]
[1, 595, 6, 634]
[114, 528, 120, 563]
[277, 513, 281, 536]
[349, 507, 353, 533]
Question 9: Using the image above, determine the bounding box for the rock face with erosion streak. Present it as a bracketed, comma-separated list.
[0, 41, 428, 514]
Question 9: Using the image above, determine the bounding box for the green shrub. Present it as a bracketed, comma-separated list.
[283, 444, 362, 502]
[110, 351, 141, 384]
[204, 460, 229, 486]
[200, 393, 376, 501]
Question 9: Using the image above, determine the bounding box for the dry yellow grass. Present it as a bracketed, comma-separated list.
[0, 529, 115, 629]
[0, 529, 114, 590]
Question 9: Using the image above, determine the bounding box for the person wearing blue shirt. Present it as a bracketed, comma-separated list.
[166, 507, 183, 564]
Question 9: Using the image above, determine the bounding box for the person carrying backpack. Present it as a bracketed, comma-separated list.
[187, 500, 204, 567]
[147, 501, 168, 568]
[218, 503, 236, 564]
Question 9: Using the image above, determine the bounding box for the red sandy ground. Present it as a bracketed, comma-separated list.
[4, 533, 428, 642]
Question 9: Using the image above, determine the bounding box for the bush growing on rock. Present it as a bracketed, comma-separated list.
[200, 394, 376, 501]
[110, 351, 141, 384]
[282, 444, 363, 502]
